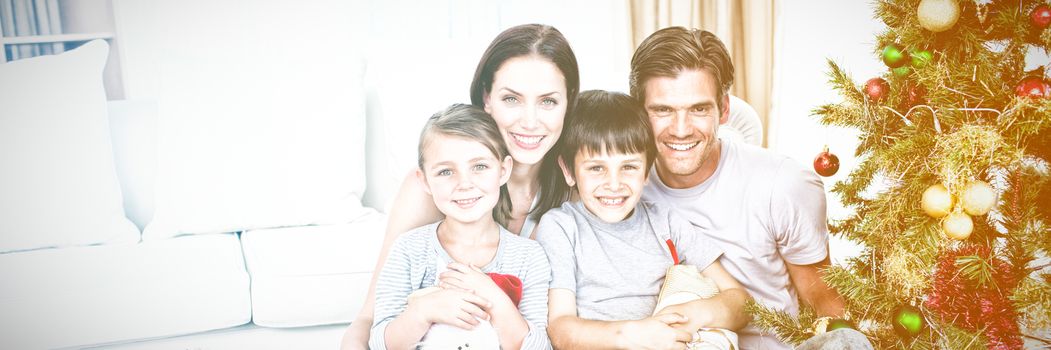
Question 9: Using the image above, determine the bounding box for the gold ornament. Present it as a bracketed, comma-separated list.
[942, 212, 973, 240]
[961, 181, 996, 216]
[917, 0, 960, 32]
[921, 184, 954, 218]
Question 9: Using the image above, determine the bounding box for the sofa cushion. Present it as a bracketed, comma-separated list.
[240, 211, 387, 327]
[112, 0, 371, 239]
[0, 39, 140, 253]
[108, 99, 159, 232]
[0, 233, 251, 349]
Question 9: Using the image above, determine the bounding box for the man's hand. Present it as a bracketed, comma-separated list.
[619, 313, 693, 350]
[405, 287, 492, 329]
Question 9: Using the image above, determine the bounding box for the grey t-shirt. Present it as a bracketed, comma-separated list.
[534, 200, 723, 321]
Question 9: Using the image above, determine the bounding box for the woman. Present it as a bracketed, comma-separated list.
[341, 23, 580, 349]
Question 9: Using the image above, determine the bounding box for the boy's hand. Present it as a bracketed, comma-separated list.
[406, 287, 491, 330]
[439, 262, 510, 310]
[619, 313, 693, 350]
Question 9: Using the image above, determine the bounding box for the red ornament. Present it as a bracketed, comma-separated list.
[1032, 5, 1051, 29]
[1015, 76, 1050, 98]
[905, 83, 927, 107]
[813, 146, 840, 177]
[864, 77, 890, 102]
[926, 245, 1024, 350]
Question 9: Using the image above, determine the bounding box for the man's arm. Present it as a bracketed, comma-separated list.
[547, 289, 691, 350]
[785, 253, 845, 317]
[770, 160, 845, 317]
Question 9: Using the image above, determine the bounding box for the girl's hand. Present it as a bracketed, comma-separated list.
[438, 262, 509, 310]
[406, 287, 491, 330]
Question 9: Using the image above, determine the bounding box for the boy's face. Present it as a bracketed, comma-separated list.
[417, 134, 512, 225]
[563, 149, 648, 223]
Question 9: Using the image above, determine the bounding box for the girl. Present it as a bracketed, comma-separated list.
[344, 24, 579, 349]
[368, 104, 552, 350]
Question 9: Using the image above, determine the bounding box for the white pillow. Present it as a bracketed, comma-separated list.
[0, 39, 140, 253]
[0, 39, 139, 252]
[112, 0, 370, 239]
[363, 39, 485, 212]
[720, 95, 765, 146]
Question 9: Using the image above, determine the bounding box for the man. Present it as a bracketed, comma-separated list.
[631, 27, 869, 350]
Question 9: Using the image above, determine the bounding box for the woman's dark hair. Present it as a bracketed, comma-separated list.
[418, 104, 513, 226]
[558, 90, 656, 174]
[469, 24, 580, 221]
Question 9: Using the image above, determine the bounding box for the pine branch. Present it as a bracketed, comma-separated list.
[745, 301, 815, 346]
[1012, 275, 1051, 331]
[826, 59, 865, 104]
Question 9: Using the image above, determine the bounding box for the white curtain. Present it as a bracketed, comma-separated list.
[0, 0, 63, 60]
[629, 0, 774, 147]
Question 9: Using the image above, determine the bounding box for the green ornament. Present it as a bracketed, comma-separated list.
[892, 305, 925, 338]
[882, 44, 909, 68]
[827, 318, 856, 331]
[910, 50, 932, 68]
[892, 66, 911, 77]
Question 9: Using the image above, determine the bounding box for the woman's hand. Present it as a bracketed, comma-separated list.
[438, 262, 511, 310]
[405, 286, 492, 330]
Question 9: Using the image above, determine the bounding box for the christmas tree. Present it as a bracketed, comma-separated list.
[749, 0, 1051, 349]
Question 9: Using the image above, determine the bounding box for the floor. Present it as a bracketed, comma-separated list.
[87, 323, 348, 350]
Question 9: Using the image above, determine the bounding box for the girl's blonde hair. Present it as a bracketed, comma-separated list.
[418, 104, 513, 227]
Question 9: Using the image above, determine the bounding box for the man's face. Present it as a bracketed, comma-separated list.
[642, 69, 728, 188]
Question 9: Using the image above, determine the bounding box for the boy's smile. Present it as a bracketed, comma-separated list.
[565, 149, 648, 223]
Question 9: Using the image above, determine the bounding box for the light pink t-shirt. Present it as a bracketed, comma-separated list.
[642, 139, 830, 350]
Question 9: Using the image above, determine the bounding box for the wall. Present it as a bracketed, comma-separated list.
[768, 1, 883, 262]
[58, 0, 124, 99]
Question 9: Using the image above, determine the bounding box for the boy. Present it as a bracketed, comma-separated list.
[534, 90, 751, 349]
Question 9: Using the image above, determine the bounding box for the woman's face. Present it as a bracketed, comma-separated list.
[484, 55, 568, 166]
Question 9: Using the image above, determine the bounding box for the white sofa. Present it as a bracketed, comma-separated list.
[0, 39, 392, 349]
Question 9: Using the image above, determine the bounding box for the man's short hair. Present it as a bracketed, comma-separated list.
[629, 27, 734, 111]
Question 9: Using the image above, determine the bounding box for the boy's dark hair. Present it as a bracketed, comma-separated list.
[558, 90, 656, 173]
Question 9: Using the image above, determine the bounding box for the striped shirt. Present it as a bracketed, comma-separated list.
[370, 222, 553, 350]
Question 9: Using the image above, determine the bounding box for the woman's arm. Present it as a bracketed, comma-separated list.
[340, 171, 444, 350]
